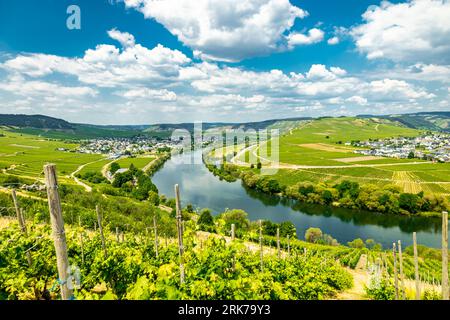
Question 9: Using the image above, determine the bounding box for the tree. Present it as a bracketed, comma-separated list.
[347, 238, 365, 249]
[110, 162, 120, 174]
[198, 209, 214, 231]
[279, 221, 296, 238]
[408, 151, 415, 159]
[219, 209, 250, 232]
[298, 183, 315, 196]
[399, 193, 420, 213]
[186, 204, 194, 213]
[322, 190, 333, 205]
[256, 162, 262, 169]
[365, 239, 376, 249]
[305, 227, 322, 243]
[112, 170, 133, 188]
[262, 220, 277, 236]
[148, 191, 160, 206]
[335, 180, 360, 199]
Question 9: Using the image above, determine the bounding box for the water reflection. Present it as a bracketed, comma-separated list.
[152, 151, 444, 248]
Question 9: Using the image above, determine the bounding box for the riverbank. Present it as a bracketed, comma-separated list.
[204, 160, 449, 219]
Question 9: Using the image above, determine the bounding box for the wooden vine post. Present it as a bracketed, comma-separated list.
[276, 227, 280, 259]
[392, 242, 399, 300]
[287, 235, 290, 256]
[231, 223, 236, 271]
[96, 205, 107, 258]
[397, 240, 405, 300]
[413, 232, 420, 300]
[11, 190, 27, 233]
[43, 164, 73, 300]
[78, 216, 85, 266]
[153, 216, 159, 258]
[174, 184, 185, 284]
[116, 227, 119, 242]
[11, 190, 32, 266]
[259, 219, 263, 272]
[442, 211, 449, 300]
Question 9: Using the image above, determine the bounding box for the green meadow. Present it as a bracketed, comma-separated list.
[0, 129, 103, 185]
[114, 156, 155, 170]
[232, 117, 450, 197]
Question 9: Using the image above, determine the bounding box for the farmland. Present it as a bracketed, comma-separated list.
[0, 129, 103, 186]
[229, 117, 450, 198]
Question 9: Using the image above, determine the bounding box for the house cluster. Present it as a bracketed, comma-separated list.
[77, 138, 174, 159]
[20, 182, 46, 192]
[352, 133, 450, 162]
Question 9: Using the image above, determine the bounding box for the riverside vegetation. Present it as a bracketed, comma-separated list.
[206, 162, 449, 217]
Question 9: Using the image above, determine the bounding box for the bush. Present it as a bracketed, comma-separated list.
[347, 238, 365, 249]
[198, 209, 215, 232]
[305, 227, 322, 243]
[110, 162, 120, 174]
[365, 277, 395, 300]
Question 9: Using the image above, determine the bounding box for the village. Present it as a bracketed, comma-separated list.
[76, 137, 175, 159]
[352, 133, 450, 162]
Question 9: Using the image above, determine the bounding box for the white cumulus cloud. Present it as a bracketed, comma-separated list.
[351, 0, 450, 64]
[123, 0, 310, 61]
[287, 28, 324, 46]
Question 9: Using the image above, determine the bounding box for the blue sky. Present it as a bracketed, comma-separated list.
[0, 0, 449, 124]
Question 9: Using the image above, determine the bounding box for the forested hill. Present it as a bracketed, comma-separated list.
[0, 114, 73, 129]
[358, 112, 450, 132]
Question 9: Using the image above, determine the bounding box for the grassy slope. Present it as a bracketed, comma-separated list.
[237, 117, 450, 196]
[0, 129, 103, 185]
[278, 117, 421, 166]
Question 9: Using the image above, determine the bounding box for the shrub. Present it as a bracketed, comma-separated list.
[305, 227, 322, 243]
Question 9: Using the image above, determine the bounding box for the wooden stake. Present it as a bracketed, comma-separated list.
[116, 227, 119, 242]
[276, 228, 280, 259]
[96, 205, 107, 258]
[287, 235, 290, 256]
[259, 219, 263, 272]
[442, 211, 449, 300]
[43, 164, 73, 300]
[231, 223, 235, 241]
[153, 216, 159, 258]
[398, 240, 405, 300]
[79, 216, 84, 267]
[413, 232, 420, 300]
[19, 208, 32, 266]
[393, 243, 399, 300]
[174, 184, 185, 284]
[11, 190, 27, 233]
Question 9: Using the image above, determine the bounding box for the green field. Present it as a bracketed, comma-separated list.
[114, 156, 155, 170]
[0, 129, 103, 185]
[232, 117, 450, 197]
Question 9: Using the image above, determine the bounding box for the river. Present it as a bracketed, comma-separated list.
[152, 151, 445, 248]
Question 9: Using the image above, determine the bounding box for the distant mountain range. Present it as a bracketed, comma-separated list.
[0, 111, 449, 139]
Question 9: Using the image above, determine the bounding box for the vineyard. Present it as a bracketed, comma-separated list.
[0, 161, 449, 301]
[0, 219, 353, 300]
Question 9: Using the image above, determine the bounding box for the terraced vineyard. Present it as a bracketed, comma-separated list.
[229, 118, 450, 198]
[0, 129, 103, 185]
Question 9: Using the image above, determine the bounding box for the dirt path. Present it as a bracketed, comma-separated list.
[69, 159, 106, 192]
[336, 268, 369, 300]
[101, 159, 121, 182]
[142, 156, 158, 173]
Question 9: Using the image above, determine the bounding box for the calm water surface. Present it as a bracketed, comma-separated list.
[152, 152, 445, 248]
